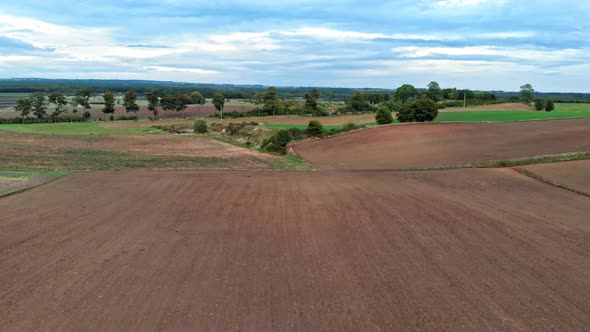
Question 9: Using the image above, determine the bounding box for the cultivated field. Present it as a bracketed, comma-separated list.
[294, 118, 590, 170]
[1, 108, 590, 331]
[520, 159, 590, 195]
[1, 169, 589, 331]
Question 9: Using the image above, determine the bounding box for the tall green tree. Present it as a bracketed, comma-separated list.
[73, 88, 93, 109]
[160, 94, 177, 112]
[394, 84, 419, 104]
[520, 84, 535, 104]
[426, 81, 443, 102]
[123, 90, 139, 113]
[146, 89, 160, 119]
[305, 89, 320, 115]
[48, 92, 67, 122]
[174, 94, 192, 112]
[14, 97, 32, 122]
[263, 87, 280, 116]
[348, 91, 369, 113]
[189, 91, 206, 106]
[212, 92, 225, 118]
[102, 91, 116, 119]
[30, 92, 47, 119]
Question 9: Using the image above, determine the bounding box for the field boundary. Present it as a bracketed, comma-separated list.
[514, 168, 590, 198]
[0, 170, 67, 199]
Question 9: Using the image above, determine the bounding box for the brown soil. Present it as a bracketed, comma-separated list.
[442, 103, 534, 112]
[294, 119, 590, 170]
[0, 131, 278, 170]
[520, 159, 590, 195]
[0, 169, 589, 330]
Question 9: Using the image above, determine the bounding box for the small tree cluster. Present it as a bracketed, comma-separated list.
[534, 98, 547, 111]
[397, 98, 438, 123]
[262, 129, 292, 154]
[306, 120, 324, 137]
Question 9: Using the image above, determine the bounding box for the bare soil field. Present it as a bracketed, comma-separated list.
[294, 119, 590, 170]
[0, 169, 589, 331]
[520, 159, 590, 195]
[443, 102, 534, 112]
[0, 131, 278, 170]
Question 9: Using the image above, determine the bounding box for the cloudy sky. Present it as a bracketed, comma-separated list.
[0, 0, 588, 91]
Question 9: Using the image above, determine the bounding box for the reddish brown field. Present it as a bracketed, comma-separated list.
[520, 159, 590, 195]
[294, 119, 590, 170]
[1, 169, 589, 330]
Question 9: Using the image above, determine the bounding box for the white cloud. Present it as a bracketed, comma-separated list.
[145, 66, 219, 75]
[392, 46, 585, 62]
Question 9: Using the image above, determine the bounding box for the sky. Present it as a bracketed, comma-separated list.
[0, 0, 589, 92]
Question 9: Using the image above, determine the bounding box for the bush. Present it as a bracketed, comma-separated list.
[116, 115, 139, 121]
[375, 106, 394, 125]
[288, 128, 306, 140]
[306, 120, 324, 137]
[398, 98, 438, 123]
[534, 98, 547, 111]
[262, 129, 292, 154]
[193, 119, 208, 133]
[342, 122, 360, 131]
[83, 111, 92, 121]
[545, 100, 555, 112]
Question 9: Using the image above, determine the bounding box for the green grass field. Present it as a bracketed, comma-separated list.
[0, 122, 162, 135]
[265, 123, 376, 130]
[435, 103, 590, 122]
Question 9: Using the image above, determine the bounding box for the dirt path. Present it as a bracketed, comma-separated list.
[294, 119, 590, 170]
[1, 169, 589, 331]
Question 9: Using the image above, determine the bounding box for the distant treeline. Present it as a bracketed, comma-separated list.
[1, 79, 589, 103]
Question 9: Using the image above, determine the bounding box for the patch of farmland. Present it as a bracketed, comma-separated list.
[0, 169, 589, 330]
[519, 159, 590, 195]
[294, 118, 590, 170]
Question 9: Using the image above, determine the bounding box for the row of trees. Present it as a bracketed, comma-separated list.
[520, 84, 555, 112]
[14, 88, 229, 121]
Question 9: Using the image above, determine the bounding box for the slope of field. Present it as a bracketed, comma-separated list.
[294, 119, 590, 170]
[0, 130, 280, 170]
[520, 159, 590, 195]
[0, 169, 589, 331]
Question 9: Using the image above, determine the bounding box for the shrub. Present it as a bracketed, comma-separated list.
[83, 111, 92, 121]
[306, 120, 324, 137]
[375, 106, 394, 125]
[534, 98, 547, 111]
[287, 128, 306, 140]
[398, 98, 438, 123]
[193, 119, 208, 133]
[262, 129, 292, 154]
[545, 100, 555, 112]
[116, 115, 138, 121]
[342, 122, 359, 131]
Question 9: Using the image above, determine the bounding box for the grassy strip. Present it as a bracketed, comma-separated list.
[0, 122, 164, 135]
[395, 151, 590, 171]
[271, 153, 312, 171]
[0, 169, 67, 197]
